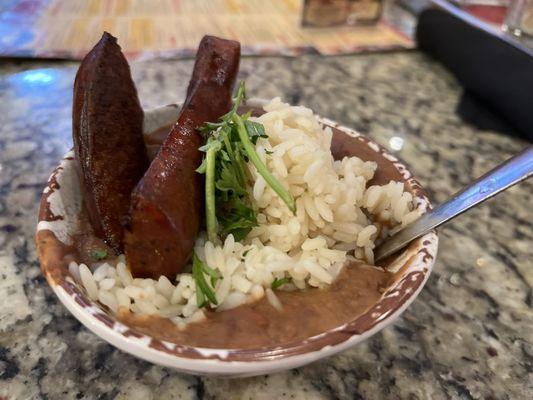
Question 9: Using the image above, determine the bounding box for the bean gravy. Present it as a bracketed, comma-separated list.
[39, 109, 410, 349]
[119, 263, 392, 348]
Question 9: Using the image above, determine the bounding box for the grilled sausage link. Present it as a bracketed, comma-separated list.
[125, 36, 240, 279]
[73, 32, 148, 253]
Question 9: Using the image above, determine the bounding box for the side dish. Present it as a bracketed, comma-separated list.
[66, 32, 423, 342]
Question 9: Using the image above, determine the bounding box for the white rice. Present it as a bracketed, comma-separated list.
[73, 98, 422, 326]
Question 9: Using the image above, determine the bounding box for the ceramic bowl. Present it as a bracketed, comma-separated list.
[36, 99, 438, 377]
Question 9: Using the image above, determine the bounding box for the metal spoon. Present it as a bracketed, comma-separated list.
[374, 145, 533, 262]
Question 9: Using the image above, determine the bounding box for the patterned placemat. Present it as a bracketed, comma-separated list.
[0, 0, 413, 60]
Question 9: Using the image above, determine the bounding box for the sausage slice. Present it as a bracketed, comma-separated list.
[125, 36, 240, 279]
[73, 32, 148, 253]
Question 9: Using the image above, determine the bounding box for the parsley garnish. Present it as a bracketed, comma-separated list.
[90, 248, 108, 261]
[192, 252, 221, 308]
[271, 277, 290, 290]
[192, 82, 297, 308]
[197, 81, 296, 244]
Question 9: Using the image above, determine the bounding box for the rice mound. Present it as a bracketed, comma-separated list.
[72, 98, 422, 327]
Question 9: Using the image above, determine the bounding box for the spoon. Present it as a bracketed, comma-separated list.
[374, 145, 533, 262]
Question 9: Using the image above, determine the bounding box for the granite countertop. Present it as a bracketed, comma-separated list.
[0, 52, 531, 399]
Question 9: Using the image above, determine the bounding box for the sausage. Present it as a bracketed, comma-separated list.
[73, 32, 148, 253]
[125, 36, 241, 279]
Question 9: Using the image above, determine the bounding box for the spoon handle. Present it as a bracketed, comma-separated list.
[375, 145, 533, 261]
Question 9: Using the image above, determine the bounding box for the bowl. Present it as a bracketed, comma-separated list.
[36, 99, 438, 377]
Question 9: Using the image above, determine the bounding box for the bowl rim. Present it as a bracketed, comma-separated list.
[36, 99, 438, 375]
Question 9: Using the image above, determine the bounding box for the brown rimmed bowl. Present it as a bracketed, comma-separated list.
[36, 99, 438, 377]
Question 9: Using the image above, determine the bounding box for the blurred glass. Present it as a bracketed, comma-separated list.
[502, 0, 533, 36]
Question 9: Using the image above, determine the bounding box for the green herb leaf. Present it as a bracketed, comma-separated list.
[219, 82, 246, 123]
[199, 139, 222, 153]
[199, 121, 224, 134]
[219, 198, 257, 241]
[271, 277, 290, 290]
[205, 142, 219, 244]
[90, 248, 108, 261]
[195, 281, 206, 308]
[196, 157, 207, 174]
[192, 252, 218, 308]
[233, 113, 296, 213]
[202, 263, 221, 280]
[216, 161, 246, 195]
[244, 120, 267, 144]
[197, 81, 297, 247]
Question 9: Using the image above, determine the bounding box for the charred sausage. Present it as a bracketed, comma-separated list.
[125, 36, 240, 279]
[73, 32, 148, 253]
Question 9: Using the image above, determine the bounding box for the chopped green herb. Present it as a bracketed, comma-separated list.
[90, 248, 108, 261]
[197, 81, 296, 244]
[271, 277, 290, 290]
[264, 149, 274, 155]
[233, 113, 296, 213]
[192, 252, 220, 308]
[243, 119, 268, 143]
[204, 141, 219, 244]
[193, 82, 297, 303]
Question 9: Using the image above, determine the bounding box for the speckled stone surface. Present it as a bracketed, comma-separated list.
[0, 52, 531, 399]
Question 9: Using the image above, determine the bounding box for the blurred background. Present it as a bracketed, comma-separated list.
[0, 0, 530, 59]
[1, 0, 414, 59]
